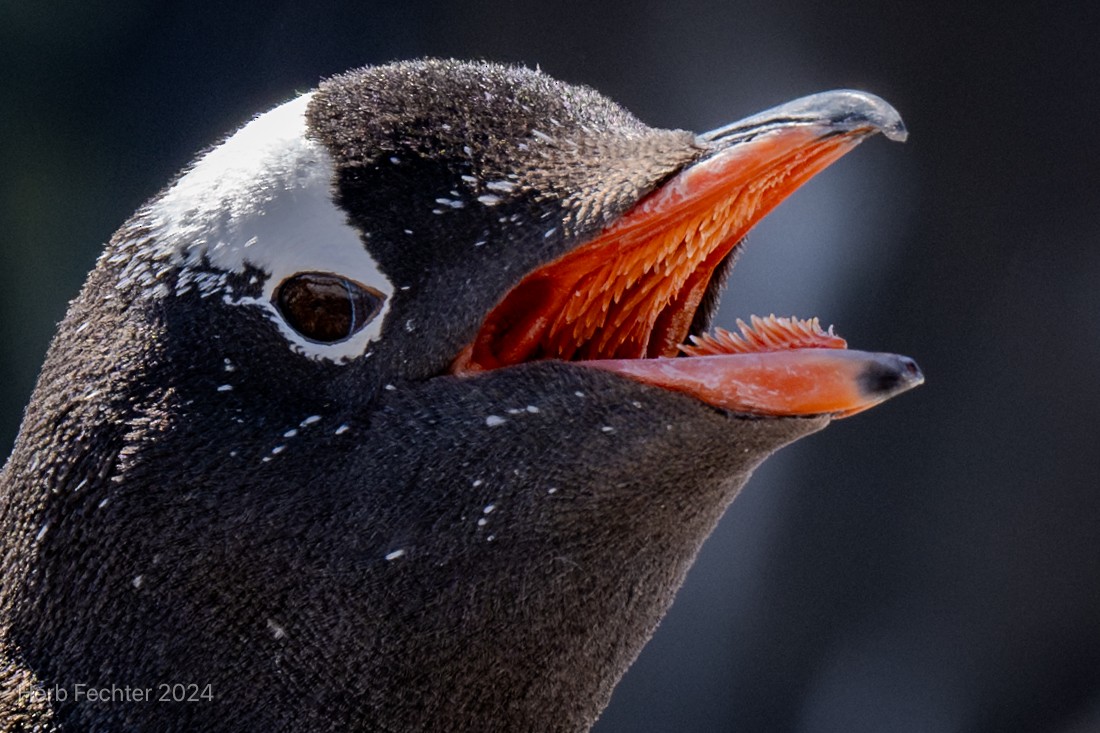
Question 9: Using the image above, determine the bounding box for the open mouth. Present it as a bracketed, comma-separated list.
[452, 90, 922, 417]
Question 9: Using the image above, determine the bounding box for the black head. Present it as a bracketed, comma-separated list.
[0, 60, 911, 731]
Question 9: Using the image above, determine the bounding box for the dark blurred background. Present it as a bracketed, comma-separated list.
[2, 2, 1098, 731]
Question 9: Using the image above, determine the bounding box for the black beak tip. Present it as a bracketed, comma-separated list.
[858, 353, 925, 398]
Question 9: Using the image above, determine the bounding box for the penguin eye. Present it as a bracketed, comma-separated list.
[274, 272, 386, 344]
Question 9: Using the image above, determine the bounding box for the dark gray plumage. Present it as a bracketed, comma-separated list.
[0, 59, 909, 731]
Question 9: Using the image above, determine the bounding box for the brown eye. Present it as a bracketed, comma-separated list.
[274, 272, 386, 343]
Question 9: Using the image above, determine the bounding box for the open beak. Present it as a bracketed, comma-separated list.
[452, 90, 922, 417]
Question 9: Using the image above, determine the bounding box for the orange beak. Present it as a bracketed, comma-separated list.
[453, 90, 922, 417]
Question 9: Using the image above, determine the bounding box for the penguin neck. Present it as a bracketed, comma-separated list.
[0, 269, 827, 731]
[283, 364, 827, 732]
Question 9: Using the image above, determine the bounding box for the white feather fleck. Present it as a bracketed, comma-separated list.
[266, 619, 287, 640]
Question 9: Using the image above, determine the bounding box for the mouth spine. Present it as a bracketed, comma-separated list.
[680, 315, 846, 357]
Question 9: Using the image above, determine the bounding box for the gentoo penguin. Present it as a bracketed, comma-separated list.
[0, 59, 919, 732]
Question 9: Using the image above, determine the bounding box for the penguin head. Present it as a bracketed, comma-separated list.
[1, 59, 919, 731]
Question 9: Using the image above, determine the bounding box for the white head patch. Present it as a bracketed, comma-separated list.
[144, 92, 392, 362]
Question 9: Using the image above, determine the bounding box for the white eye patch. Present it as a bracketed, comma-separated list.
[146, 92, 392, 362]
